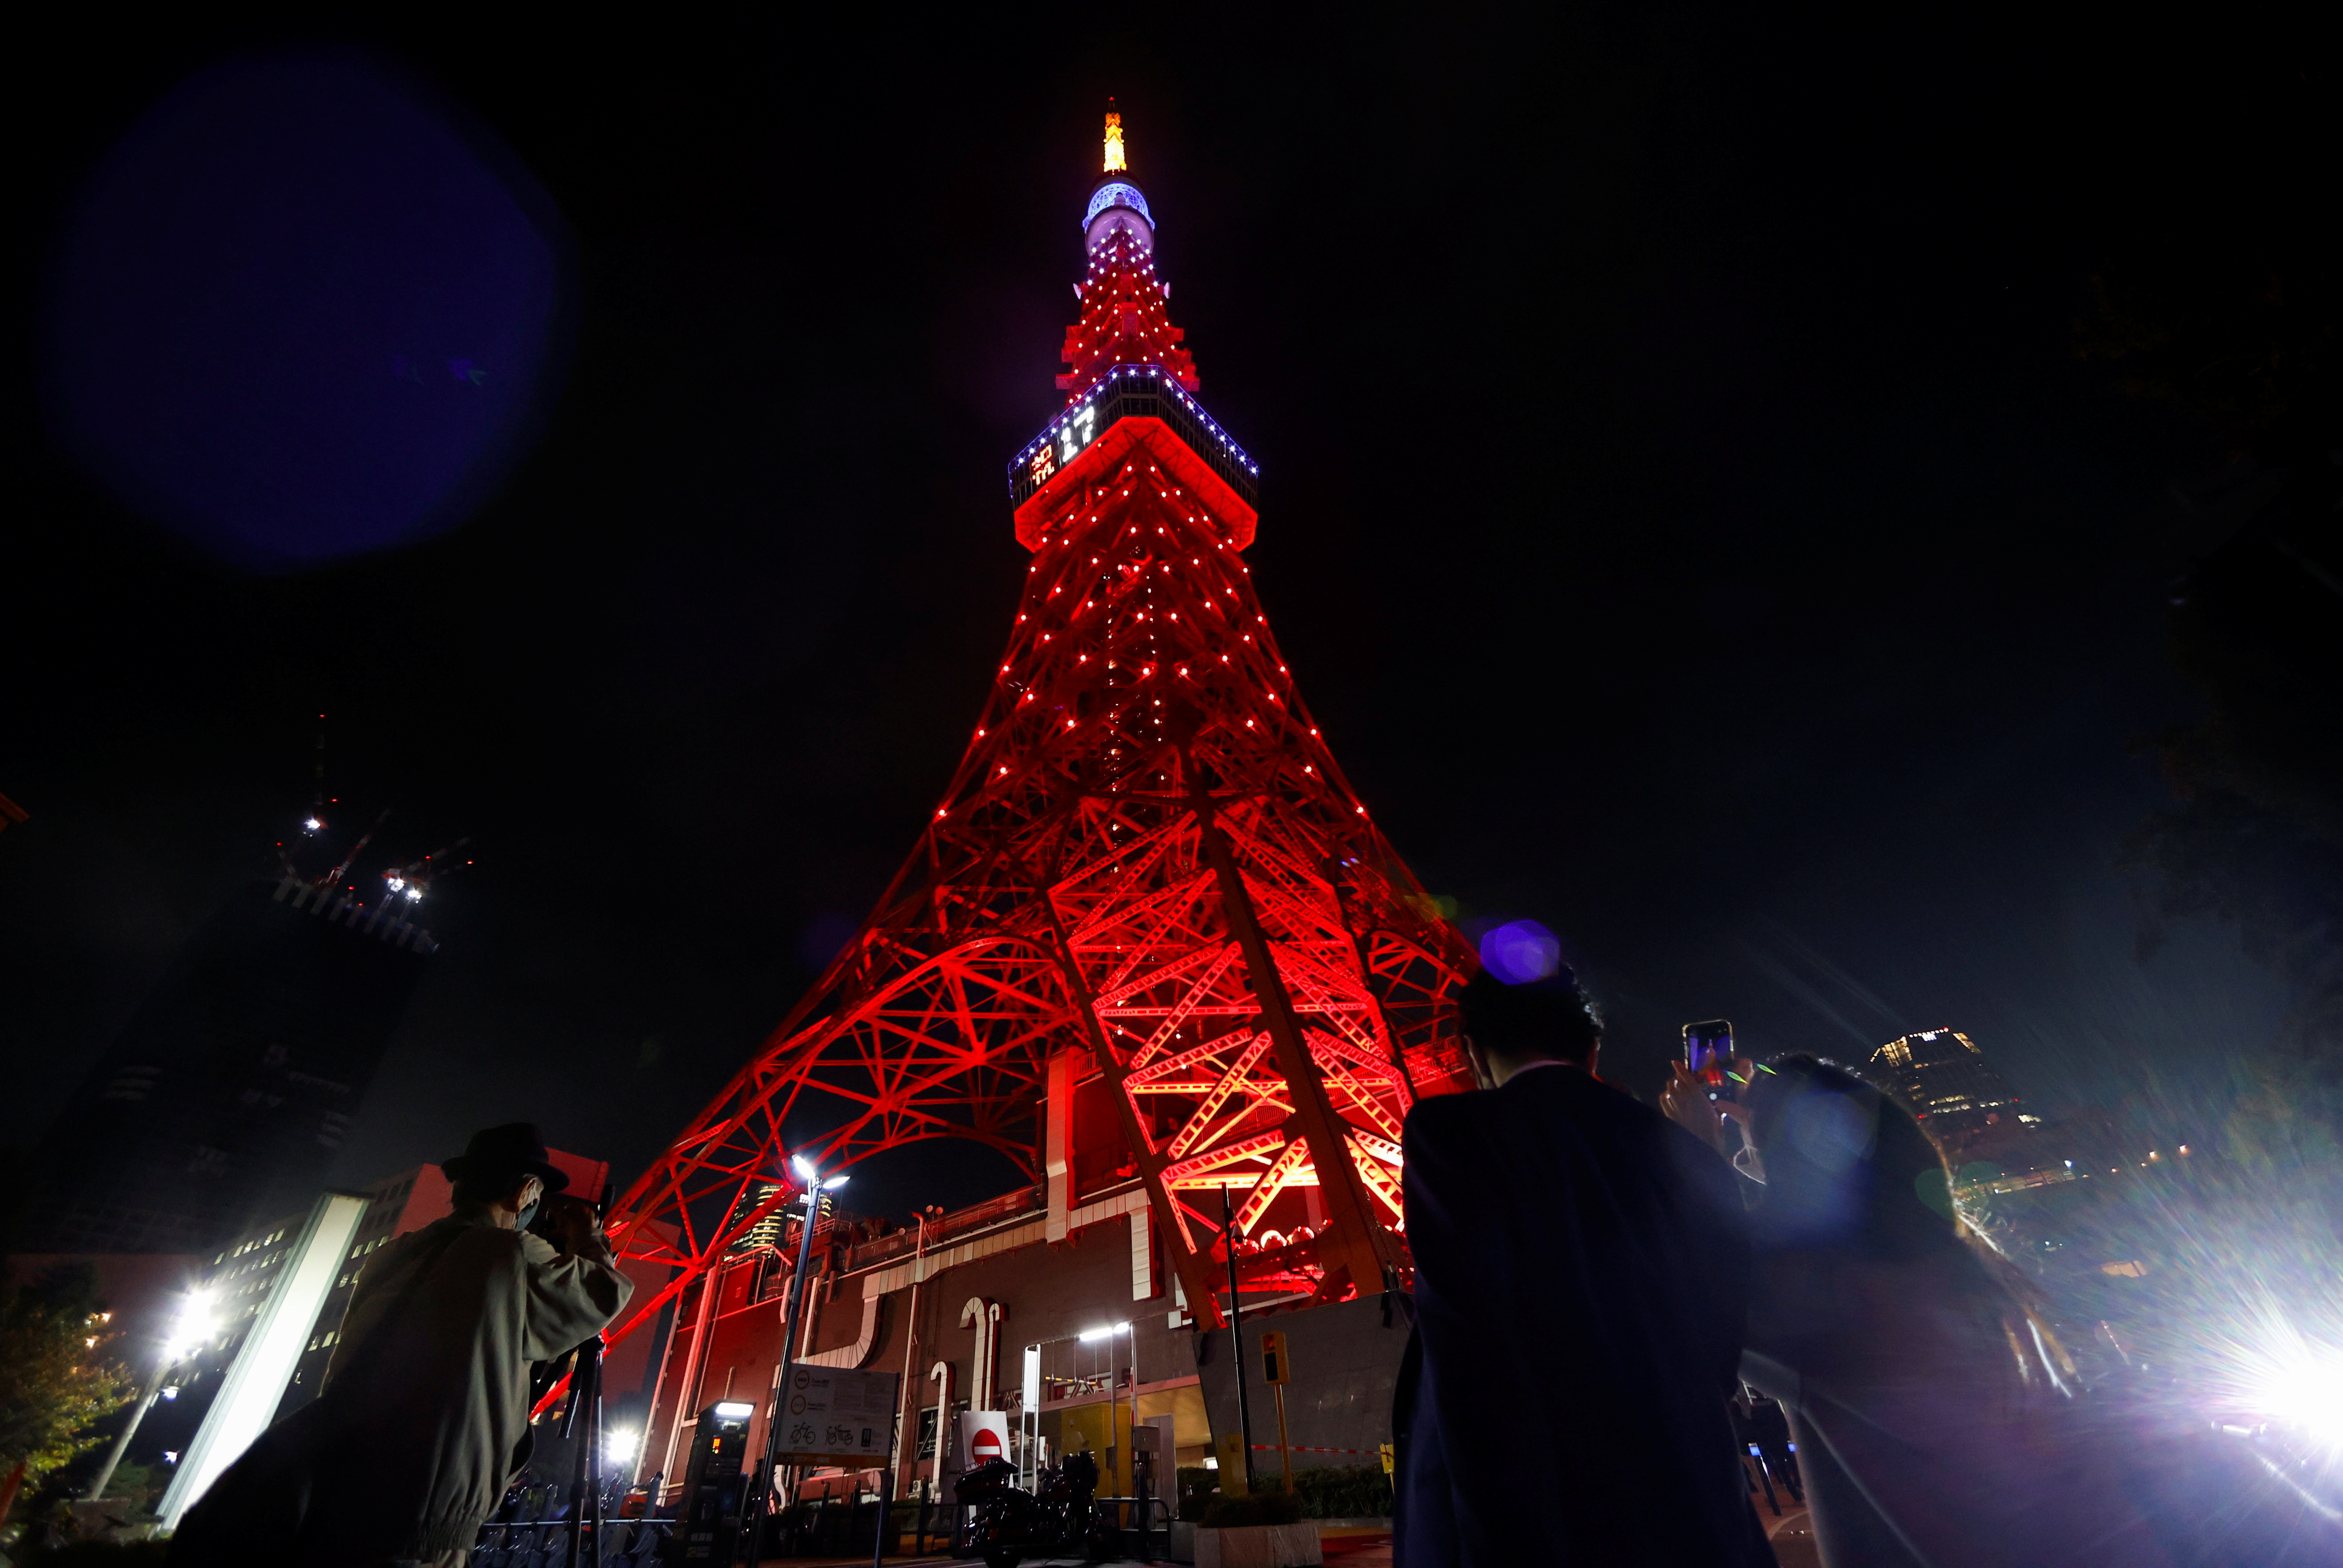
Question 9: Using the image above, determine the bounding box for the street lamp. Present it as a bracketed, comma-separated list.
[744, 1154, 850, 1568]
[1024, 1322, 1136, 1494]
[87, 1289, 216, 1501]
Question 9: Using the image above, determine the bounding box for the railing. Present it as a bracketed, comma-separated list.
[1007, 364, 1260, 510]
[840, 1184, 1045, 1273]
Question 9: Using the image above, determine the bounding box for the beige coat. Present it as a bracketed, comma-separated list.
[312, 1213, 632, 1560]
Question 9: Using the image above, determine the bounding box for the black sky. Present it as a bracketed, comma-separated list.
[3, 8, 2320, 1219]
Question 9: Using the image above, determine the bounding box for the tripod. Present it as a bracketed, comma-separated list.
[561, 1330, 607, 1568]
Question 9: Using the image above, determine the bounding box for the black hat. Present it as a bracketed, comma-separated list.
[440, 1122, 569, 1191]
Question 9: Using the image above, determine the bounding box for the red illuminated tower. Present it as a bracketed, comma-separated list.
[599, 114, 1473, 1340]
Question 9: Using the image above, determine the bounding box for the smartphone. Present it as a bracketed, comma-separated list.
[1682, 1020, 1734, 1099]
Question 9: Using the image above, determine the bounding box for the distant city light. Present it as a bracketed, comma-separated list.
[161, 1386, 179, 1401]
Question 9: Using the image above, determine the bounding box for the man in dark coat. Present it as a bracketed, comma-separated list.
[1393, 968, 1772, 1566]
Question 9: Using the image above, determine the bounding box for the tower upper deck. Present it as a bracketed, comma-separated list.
[1009, 111, 1256, 547]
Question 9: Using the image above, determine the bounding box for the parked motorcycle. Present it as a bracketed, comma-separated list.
[953, 1450, 1114, 1568]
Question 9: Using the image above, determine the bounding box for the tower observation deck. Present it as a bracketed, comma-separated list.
[596, 114, 1475, 1342]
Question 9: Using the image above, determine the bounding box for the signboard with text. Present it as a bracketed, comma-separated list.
[771, 1366, 898, 1467]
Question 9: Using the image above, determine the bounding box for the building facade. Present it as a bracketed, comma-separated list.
[1869, 1027, 2030, 1150]
[24, 875, 437, 1255]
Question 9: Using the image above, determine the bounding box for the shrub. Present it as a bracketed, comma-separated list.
[1289, 1462, 1394, 1520]
[1175, 1465, 1221, 1521]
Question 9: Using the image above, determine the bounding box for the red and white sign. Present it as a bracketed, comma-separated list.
[956, 1410, 1010, 1471]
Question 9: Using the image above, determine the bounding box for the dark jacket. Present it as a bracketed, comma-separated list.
[1393, 1064, 1771, 1567]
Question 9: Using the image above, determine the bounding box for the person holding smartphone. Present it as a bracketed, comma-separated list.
[1663, 1056, 2172, 1567]
[1393, 967, 1774, 1566]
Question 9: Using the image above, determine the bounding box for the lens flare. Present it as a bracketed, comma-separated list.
[1480, 919, 1562, 984]
[2216, 1309, 2343, 1457]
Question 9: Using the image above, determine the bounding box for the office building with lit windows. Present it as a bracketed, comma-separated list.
[1870, 1028, 2031, 1150]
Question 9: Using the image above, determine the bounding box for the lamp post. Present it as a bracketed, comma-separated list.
[746, 1155, 849, 1568]
[87, 1289, 215, 1502]
[1221, 1184, 1256, 1493]
[1074, 1321, 1135, 1496]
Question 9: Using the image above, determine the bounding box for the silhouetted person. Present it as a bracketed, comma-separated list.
[1670, 1056, 2168, 1568]
[1393, 968, 1774, 1566]
[172, 1123, 631, 1568]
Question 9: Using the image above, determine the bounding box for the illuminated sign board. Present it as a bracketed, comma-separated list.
[1009, 364, 1257, 511]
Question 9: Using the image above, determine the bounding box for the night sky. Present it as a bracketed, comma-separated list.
[3, 11, 2316, 1221]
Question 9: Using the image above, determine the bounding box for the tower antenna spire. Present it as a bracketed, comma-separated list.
[1102, 98, 1126, 173]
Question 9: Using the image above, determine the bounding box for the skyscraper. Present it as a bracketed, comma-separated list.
[597, 111, 1475, 1352]
[24, 875, 436, 1254]
[1870, 1027, 2027, 1148]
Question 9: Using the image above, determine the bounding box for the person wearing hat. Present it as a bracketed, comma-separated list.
[169, 1124, 632, 1568]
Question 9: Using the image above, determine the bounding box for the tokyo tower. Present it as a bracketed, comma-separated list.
[600, 111, 1474, 1339]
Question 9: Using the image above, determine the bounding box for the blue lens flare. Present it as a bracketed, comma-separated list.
[40, 47, 566, 571]
[1481, 919, 1563, 984]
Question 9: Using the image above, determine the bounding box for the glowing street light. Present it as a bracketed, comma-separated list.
[604, 1427, 641, 1466]
[89, 1287, 214, 1501]
[744, 1154, 851, 1565]
[791, 1153, 849, 1191]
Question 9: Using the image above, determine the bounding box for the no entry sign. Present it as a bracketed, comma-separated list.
[956, 1410, 1010, 1471]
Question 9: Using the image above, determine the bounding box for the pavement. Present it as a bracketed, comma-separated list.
[753, 1510, 1804, 1566]
[1758, 1495, 1820, 1568]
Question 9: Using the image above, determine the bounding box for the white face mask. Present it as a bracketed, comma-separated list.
[514, 1181, 543, 1231]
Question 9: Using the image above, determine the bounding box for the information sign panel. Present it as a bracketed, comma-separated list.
[770, 1366, 898, 1466]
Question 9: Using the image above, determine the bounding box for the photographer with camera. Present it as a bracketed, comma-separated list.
[170, 1123, 632, 1568]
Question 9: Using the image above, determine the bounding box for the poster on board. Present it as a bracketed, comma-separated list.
[772, 1366, 898, 1466]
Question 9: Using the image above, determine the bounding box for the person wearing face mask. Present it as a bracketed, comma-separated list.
[169, 1123, 631, 1568]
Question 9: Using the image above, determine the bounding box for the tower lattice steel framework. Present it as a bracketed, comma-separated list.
[599, 117, 1474, 1340]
